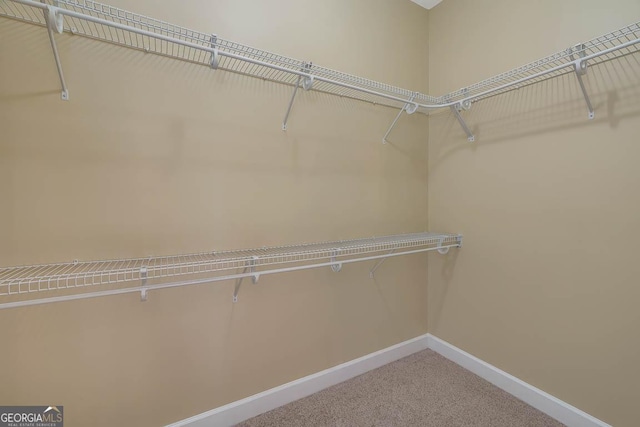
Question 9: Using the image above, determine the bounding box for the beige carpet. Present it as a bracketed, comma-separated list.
[237, 349, 564, 427]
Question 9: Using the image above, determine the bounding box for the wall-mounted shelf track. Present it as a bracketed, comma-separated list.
[0, 232, 462, 309]
[2, 1, 637, 142]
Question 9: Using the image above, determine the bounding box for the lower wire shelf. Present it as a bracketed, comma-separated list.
[0, 232, 462, 309]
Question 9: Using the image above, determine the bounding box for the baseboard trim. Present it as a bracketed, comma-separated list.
[426, 334, 610, 427]
[167, 333, 609, 427]
[166, 334, 430, 427]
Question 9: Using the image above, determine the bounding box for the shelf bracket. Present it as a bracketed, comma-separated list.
[209, 34, 219, 69]
[369, 249, 395, 278]
[436, 235, 464, 254]
[282, 63, 312, 131]
[232, 256, 259, 303]
[42, 2, 69, 100]
[450, 100, 475, 142]
[140, 266, 148, 301]
[436, 237, 451, 255]
[282, 75, 302, 131]
[382, 93, 418, 144]
[330, 249, 342, 272]
[570, 44, 595, 120]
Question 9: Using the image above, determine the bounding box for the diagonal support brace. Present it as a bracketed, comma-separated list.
[450, 101, 475, 142]
[282, 75, 302, 131]
[570, 44, 595, 120]
[369, 249, 395, 278]
[282, 63, 312, 131]
[575, 67, 595, 119]
[43, 3, 69, 100]
[382, 93, 418, 144]
[232, 257, 259, 303]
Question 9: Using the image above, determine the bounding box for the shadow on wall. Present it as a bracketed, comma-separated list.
[430, 53, 640, 167]
[0, 19, 428, 174]
[427, 246, 459, 332]
[0, 19, 430, 264]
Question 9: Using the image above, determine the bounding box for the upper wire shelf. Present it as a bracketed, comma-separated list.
[0, 232, 463, 309]
[439, 22, 640, 105]
[1, 0, 638, 139]
[0, 0, 437, 110]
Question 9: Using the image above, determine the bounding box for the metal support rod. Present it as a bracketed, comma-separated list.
[232, 257, 258, 303]
[42, 5, 69, 100]
[382, 93, 416, 144]
[369, 249, 395, 278]
[569, 44, 595, 120]
[574, 62, 595, 120]
[0, 244, 461, 310]
[282, 75, 302, 131]
[450, 104, 475, 142]
[232, 266, 250, 303]
[382, 108, 405, 144]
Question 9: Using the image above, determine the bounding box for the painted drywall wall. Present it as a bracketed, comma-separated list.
[428, 1, 640, 426]
[0, 1, 430, 426]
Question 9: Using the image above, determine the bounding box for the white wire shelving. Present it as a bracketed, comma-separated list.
[0, 232, 463, 309]
[440, 22, 640, 105]
[439, 22, 640, 140]
[2, 1, 638, 142]
[0, 0, 437, 131]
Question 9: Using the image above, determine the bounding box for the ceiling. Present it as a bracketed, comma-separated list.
[410, 0, 443, 10]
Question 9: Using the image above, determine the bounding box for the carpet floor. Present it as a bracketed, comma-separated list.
[237, 349, 564, 427]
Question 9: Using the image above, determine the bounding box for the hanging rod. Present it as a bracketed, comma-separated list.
[1, 1, 638, 139]
[0, 232, 463, 309]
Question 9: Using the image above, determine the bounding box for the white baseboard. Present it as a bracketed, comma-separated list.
[166, 334, 430, 427]
[167, 333, 609, 427]
[426, 334, 610, 427]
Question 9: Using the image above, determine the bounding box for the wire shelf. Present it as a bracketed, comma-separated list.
[1, 0, 637, 117]
[437, 21, 640, 105]
[0, 0, 438, 109]
[0, 232, 462, 305]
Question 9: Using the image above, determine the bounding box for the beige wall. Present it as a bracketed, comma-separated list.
[0, 1, 430, 426]
[428, 1, 640, 426]
[5, 0, 637, 425]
